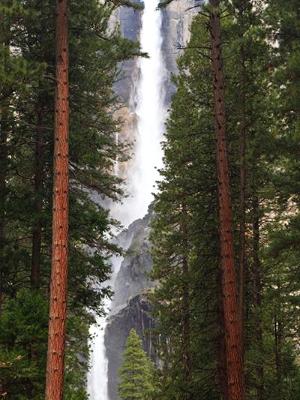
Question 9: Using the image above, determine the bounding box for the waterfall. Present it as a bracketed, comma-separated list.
[126, 0, 166, 223]
[87, 0, 166, 398]
[87, 256, 122, 400]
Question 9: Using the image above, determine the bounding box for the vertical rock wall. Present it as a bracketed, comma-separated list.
[105, 2, 202, 400]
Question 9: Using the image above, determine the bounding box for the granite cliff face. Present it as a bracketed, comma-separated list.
[113, 0, 202, 104]
[111, 212, 154, 312]
[105, 2, 202, 400]
[105, 211, 155, 400]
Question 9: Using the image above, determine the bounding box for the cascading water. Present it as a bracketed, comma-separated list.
[87, 0, 166, 398]
[124, 0, 166, 224]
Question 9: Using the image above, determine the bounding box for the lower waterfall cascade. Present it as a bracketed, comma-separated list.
[87, 1, 167, 399]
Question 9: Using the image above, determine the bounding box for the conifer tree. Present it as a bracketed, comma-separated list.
[208, 2, 244, 399]
[151, 2, 300, 400]
[0, 0, 139, 397]
[118, 329, 156, 400]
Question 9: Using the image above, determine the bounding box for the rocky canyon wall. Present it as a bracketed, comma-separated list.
[105, 2, 202, 400]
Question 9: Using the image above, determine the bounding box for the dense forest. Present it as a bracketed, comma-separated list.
[0, 0, 139, 398]
[150, 1, 300, 400]
[0, 0, 299, 400]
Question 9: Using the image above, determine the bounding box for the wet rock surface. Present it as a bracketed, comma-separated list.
[105, 209, 155, 400]
[105, 294, 155, 400]
[111, 212, 154, 312]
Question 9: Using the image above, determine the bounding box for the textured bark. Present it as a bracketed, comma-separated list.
[209, 1, 245, 399]
[31, 107, 44, 289]
[45, 1, 69, 399]
[252, 196, 264, 400]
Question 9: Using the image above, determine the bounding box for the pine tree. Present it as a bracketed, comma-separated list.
[208, 2, 244, 399]
[118, 329, 156, 400]
[151, 2, 300, 400]
[0, 0, 140, 397]
[151, 15, 222, 400]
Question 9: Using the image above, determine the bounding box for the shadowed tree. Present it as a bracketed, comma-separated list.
[208, 1, 244, 399]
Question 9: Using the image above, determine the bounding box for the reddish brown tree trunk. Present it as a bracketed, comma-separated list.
[45, 1, 69, 399]
[31, 107, 44, 289]
[209, 1, 245, 399]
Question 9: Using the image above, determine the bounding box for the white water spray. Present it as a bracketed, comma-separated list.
[87, 0, 166, 398]
[128, 0, 166, 221]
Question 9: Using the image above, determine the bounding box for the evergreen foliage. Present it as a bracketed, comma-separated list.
[0, 0, 139, 397]
[1, 0, 300, 399]
[118, 329, 156, 400]
[150, 1, 300, 400]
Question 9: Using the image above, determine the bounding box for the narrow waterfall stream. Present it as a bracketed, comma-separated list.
[87, 1, 166, 399]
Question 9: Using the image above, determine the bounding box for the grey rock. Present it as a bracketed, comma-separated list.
[111, 211, 154, 313]
[105, 294, 156, 400]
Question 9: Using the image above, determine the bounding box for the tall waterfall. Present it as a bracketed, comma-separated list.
[87, 0, 166, 398]
[126, 0, 166, 223]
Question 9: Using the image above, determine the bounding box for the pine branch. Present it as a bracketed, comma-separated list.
[157, 0, 174, 9]
[108, 0, 144, 10]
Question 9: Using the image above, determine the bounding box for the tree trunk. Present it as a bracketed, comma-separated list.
[45, 1, 69, 399]
[31, 107, 44, 289]
[209, 1, 245, 399]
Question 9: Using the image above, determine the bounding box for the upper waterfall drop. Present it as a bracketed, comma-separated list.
[120, 0, 167, 226]
[133, 0, 166, 217]
[87, 1, 167, 399]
